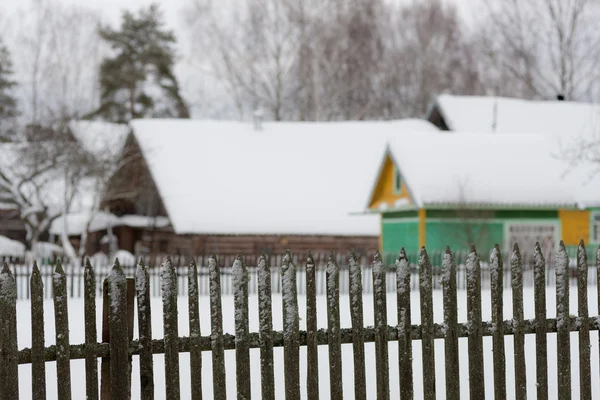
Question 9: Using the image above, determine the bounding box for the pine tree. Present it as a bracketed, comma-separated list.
[0, 40, 19, 141]
[95, 4, 190, 123]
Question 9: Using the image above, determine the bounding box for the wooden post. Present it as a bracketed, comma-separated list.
[84, 259, 98, 400]
[233, 255, 251, 400]
[490, 245, 506, 399]
[511, 244, 527, 400]
[257, 254, 275, 400]
[306, 252, 319, 400]
[281, 251, 300, 400]
[208, 255, 227, 399]
[161, 257, 181, 400]
[533, 243, 548, 399]
[466, 245, 484, 399]
[396, 249, 413, 400]
[555, 241, 571, 399]
[31, 261, 47, 400]
[419, 247, 436, 400]
[348, 253, 366, 400]
[326, 251, 343, 399]
[136, 260, 154, 399]
[188, 260, 203, 400]
[373, 252, 389, 400]
[54, 260, 72, 400]
[0, 263, 19, 399]
[577, 241, 591, 400]
[442, 247, 459, 400]
[107, 259, 130, 400]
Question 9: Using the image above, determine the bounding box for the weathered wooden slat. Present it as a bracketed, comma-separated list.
[233, 255, 251, 400]
[188, 260, 203, 400]
[442, 247, 459, 400]
[326, 252, 343, 399]
[108, 259, 130, 400]
[396, 249, 413, 400]
[555, 241, 571, 399]
[0, 263, 19, 399]
[490, 245, 506, 399]
[101, 279, 110, 400]
[135, 259, 154, 399]
[257, 254, 275, 400]
[306, 252, 319, 400]
[466, 245, 484, 399]
[208, 255, 227, 399]
[162, 257, 181, 400]
[419, 247, 436, 400]
[511, 244, 527, 400]
[84, 259, 98, 400]
[54, 260, 72, 400]
[373, 252, 389, 400]
[577, 241, 591, 400]
[31, 261, 47, 400]
[597, 246, 600, 393]
[348, 253, 366, 400]
[533, 243, 548, 400]
[282, 251, 300, 400]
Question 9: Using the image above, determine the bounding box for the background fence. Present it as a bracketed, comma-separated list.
[8, 248, 594, 299]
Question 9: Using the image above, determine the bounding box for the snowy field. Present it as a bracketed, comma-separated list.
[16, 286, 600, 399]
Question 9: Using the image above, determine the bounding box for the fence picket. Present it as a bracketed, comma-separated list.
[348, 253, 366, 400]
[84, 259, 98, 400]
[396, 249, 413, 400]
[490, 245, 506, 399]
[0, 263, 19, 399]
[108, 260, 130, 400]
[511, 244, 527, 400]
[419, 247, 436, 400]
[209, 255, 227, 399]
[533, 243, 548, 400]
[577, 241, 591, 400]
[257, 254, 275, 400]
[442, 247, 459, 400]
[326, 252, 343, 399]
[135, 260, 154, 399]
[161, 257, 181, 400]
[306, 252, 319, 400]
[53, 260, 72, 400]
[555, 241, 571, 399]
[30, 261, 47, 400]
[282, 252, 300, 400]
[373, 252, 389, 400]
[188, 260, 203, 400]
[233, 255, 251, 400]
[466, 245, 484, 399]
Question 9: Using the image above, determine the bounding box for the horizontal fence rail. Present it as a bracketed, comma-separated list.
[1, 241, 599, 399]
[6, 248, 593, 299]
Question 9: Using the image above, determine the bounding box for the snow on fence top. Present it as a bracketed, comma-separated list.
[130, 118, 439, 236]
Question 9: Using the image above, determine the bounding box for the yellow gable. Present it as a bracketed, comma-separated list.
[369, 155, 412, 209]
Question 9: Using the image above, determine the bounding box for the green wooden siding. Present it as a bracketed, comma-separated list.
[425, 221, 504, 253]
[382, 220, 419, 255]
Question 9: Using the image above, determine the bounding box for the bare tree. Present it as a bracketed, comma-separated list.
[478, 0, 600, 100]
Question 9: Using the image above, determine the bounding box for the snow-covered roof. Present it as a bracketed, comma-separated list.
[380, 133, 583, 209]
[130, 118, 439, 236]
[50, 212, 170, 236]
[68, 120, 130, 162]
[429, 94, 600, 140]
[0, 235, 25, 257]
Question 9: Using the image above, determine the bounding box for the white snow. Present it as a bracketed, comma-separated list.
[385, 133, 581, 208]
[14, 287, 600, 399]
[0, 235, 26, 257]
[67, 120, 130, 163]
[50, 212, 171, 236]
[129, 118, 439, 236]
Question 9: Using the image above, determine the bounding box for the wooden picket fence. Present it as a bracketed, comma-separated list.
[0, 241, 599, 399]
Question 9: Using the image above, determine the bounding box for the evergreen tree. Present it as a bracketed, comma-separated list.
[95, 4, 190, 123]
[0, 40, 18, 141]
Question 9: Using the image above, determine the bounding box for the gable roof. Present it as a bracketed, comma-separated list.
[68, 120, 130, 162]
[129, 118, 439, 236]
[373, 133, 585, 210]
[428, 94, 600, 141]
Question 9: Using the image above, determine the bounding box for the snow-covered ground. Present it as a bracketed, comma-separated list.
[16, 287, 600, 399]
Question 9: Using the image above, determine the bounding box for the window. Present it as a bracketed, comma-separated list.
[393, 166, 402, 194]
[592, 213, 600, 243]
[505, 223, 557, 255]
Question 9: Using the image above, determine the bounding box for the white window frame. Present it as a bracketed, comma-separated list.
[591, 212, 600, 244]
